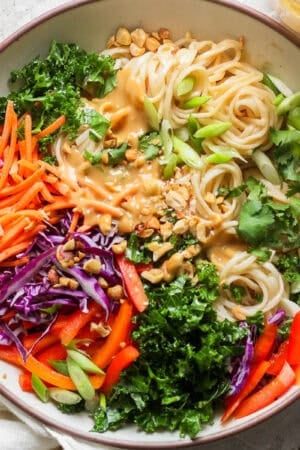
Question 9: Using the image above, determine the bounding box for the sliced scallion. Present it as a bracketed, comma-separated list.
[49, 387, 82, 405]
[176, 76, 195, 97]
[276, 91, 300, 115]
[288, 106, 300, 130]
[99, 392, 106, 410]
[252, 149, 281, 185]
[67, 349, 104, 374]
[273, 93, 285, 107]
[66, 356, 95, 401]
[163, 153, 178, 179]
[144, 97, 160, 130]
[174, 127, 189, 142]
[172, 136, 203, 170]
[160, 119, 173, 159]
[182, 95, 211, 109]
[194, 122, 231, 139]
[48, 359, 69, 376]
[31, 374, 49, 403]
[206, 152, 235, 164]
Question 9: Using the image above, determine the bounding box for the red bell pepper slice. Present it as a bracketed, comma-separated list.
[234, 361, 295, 419]
[101, 345, 140, 394]
[116, 254, 149, 312]
[267, 340, 289, 376]
[92, 300, 133, 369]
[222, 360, 270, 422]
[287, 311, 300, 366]
[36, 342, 67, 368]
[19, 371, 34, 392]
[253, 323, 278, 364]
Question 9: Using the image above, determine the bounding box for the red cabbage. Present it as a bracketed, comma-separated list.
[229, 323, 254, 396]
[268, 309, 286, 325]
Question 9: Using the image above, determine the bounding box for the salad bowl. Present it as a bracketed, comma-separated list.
[0, 0, 299, 448]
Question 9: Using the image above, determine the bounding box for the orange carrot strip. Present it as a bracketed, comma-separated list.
[24, 114, 32, 161]
[93, 300, 133, 369]
[0, 216, 30, 251]
[0, 111, 17, 190]
[0, 100, 14, 157]
[13, 224, 45, 246]
[0, 167, 44, 197]
[78, 177, 108, 199]
[0, 191, 24, 209]
[11, 182, 44, 211]
[36, 115, 66, 139]
[0, 210, 45, 226]
[40, 182, 55, 203]
[44, 198, 76, 212]
[18, 159, 39, 172]
[0, 240, 31, 263]
[112, 185, 139, 206]
[0, 256, 29, 267]
[68, 211, 80, 233]
[81, 199, 123, 218]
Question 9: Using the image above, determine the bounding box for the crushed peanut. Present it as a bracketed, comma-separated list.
[116, 27, 132, 46]
[112, 240, 127, 254]
[83, 258, 102, 274]
[107, 284, 124, 301]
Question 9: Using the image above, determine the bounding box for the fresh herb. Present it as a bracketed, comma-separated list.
[237, 177, 300, 249]
[0, 41, 117, 148]
[93, 271, 247, 438]
[105, 142, 128, 166]
[83, 149, 102, 165]
[82, 109, 110, 142]
[275, 253, 300, 305]
[56, 398, 85, 414]
[217, 184, 247, 199]
[138, 132, 162, 160]
[126, 233, 152, 264]
[248, 248, 272, 263]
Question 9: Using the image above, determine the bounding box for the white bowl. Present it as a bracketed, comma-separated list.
[0, 1, 299, 448]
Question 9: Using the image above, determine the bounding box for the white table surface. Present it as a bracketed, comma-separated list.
[0, 1, 300, 450]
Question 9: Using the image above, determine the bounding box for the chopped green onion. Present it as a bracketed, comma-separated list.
[49, 387, 82, 405]
[160, 119, 173, 158]
[144, 97, 160, 130]
[288, 106, 300, 130]
[99, 393, 106, 410]
[277, 91, 300, 115]
[194, 122, 231, 139]
[252, 149, 281, 185]
[174, 127, 189, 142]
[176, 76, 195, 97]
[291, 281, 300, 294]
[48, 359, 69, 376]
[85, 396, 100, 413]
[67, 349, 104, 374]
[187, 115, 200, 134]
[172, 136, 203, 170]
[163, 153, 178, 179]
[273, 93, 285, 107]
[31, 374, 49, 403]
[206, 152, 234, 164]
[262, 73, 281, 96]
[66, 356, 95, 401]
[182, 95, 211, 109]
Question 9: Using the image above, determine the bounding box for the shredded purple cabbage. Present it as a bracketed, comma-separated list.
[0, 210, 122, 361]
[268, 309, 286, 325]
[229, 322, 255, 396]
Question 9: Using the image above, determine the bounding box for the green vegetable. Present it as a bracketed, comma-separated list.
[206, 151, 235, 164]
[288, 106, 300, 130]
[275, 253, 300, 305]
[57, 399, 85, 414]
[82, 108, 110, 142]
[217, 184, 247, 199]
[144, 97, 160, 130]
[176, 76, 195, 97]
[49, 388, 82, 405]
[172, 136, 203, 169]
[104, 142, 128, 166]
[93, 270, 247, 438]
[163, 153, 178, 179]
[31, 374, 49, 403]
[67, 349, 104, 374]
[66, 356, 95, 401]
[0, 41, 117, 150]
[187, 115, 203, 151]
[182, 96, 211, 109]
[248, 248, 272, 263]
[48, 359, 69, 376]
[276, 91, 300, 115]
[138, 132, 162, 160]
[273, 93, 285, 107]
[126, 233, 152, 264]
[237, 177, 300, 248]
[83, 149, 102, 165]
[194, 122, 231, 139]
[252, 149, 281, 185]
[262, 73, 282, 96]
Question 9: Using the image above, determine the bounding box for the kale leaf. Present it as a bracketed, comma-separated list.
[93, 270, 247, 438]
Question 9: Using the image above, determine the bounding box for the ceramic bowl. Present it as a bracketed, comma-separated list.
[0, 1, 299, 448]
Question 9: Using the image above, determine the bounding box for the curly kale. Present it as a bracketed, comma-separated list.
[93, 266, 247, 439]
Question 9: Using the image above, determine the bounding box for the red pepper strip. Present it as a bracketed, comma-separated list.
[0, 345, 22, 366]
[234, 361, 295, 419]
[287, 312, 300, 366]
[36, 342, 67, 368]
[221, 360, 270, 423]
[252, 323, 278, 364]
[19, 371, 33, 392]
[116, 254, 149, 312]
[267, 340, 289, 376]
[92, 300, 133, 369]
[23, 333, 59, 354]
[101, 345, 140, 395]
[135, 263, 153, 274]
[58, 302, 102, 346]
[294, 365, 300, 385]
[50, 315, 69, 335]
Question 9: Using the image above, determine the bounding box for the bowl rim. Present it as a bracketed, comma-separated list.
[0, 0, 299, 447]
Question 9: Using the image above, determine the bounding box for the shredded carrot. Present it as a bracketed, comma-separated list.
[0, 256, 30, 267]
[68, 210, 80, 233]
[0, 241, 32, 263]
[81, 199, 123, 218]
[0, 100, 14, 157]
[0, 111, 17, 190]
[24, 114, 32, 162]
[36, 115, 66, 139]
[112, 184, 139, 206]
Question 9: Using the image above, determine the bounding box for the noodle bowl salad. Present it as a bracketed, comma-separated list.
[0, 27, 299, 438]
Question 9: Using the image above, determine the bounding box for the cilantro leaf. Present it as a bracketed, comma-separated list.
[81, 108, 110, 142]
[138, 132, 162, 160]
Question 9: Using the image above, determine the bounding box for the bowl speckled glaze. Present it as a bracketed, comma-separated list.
[0, 1, 299, 448]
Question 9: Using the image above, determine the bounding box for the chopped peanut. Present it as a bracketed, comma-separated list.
[129, 43, 146, 57]
[141, 268, 164, 284]
[83, 258, 102, 274]
[145, 36, 160, 52]
[158, 28, 170, 40]
[112, 240, 127, 254]
[63, 239, 76, 252]
[99, 214, 112, 235]
[116, 27, 132, 46]
[147, 241, 174, 262]
[131, 28, 148, 47]
[98, 277, 109, 289]
[58, 277, 79, 290]
[173, 218, 189, 235]
[107, 285, 124, 301]
[145, 216, 160, 230]
[90, 321, 111, 337]
[125, 148, 139, 162]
